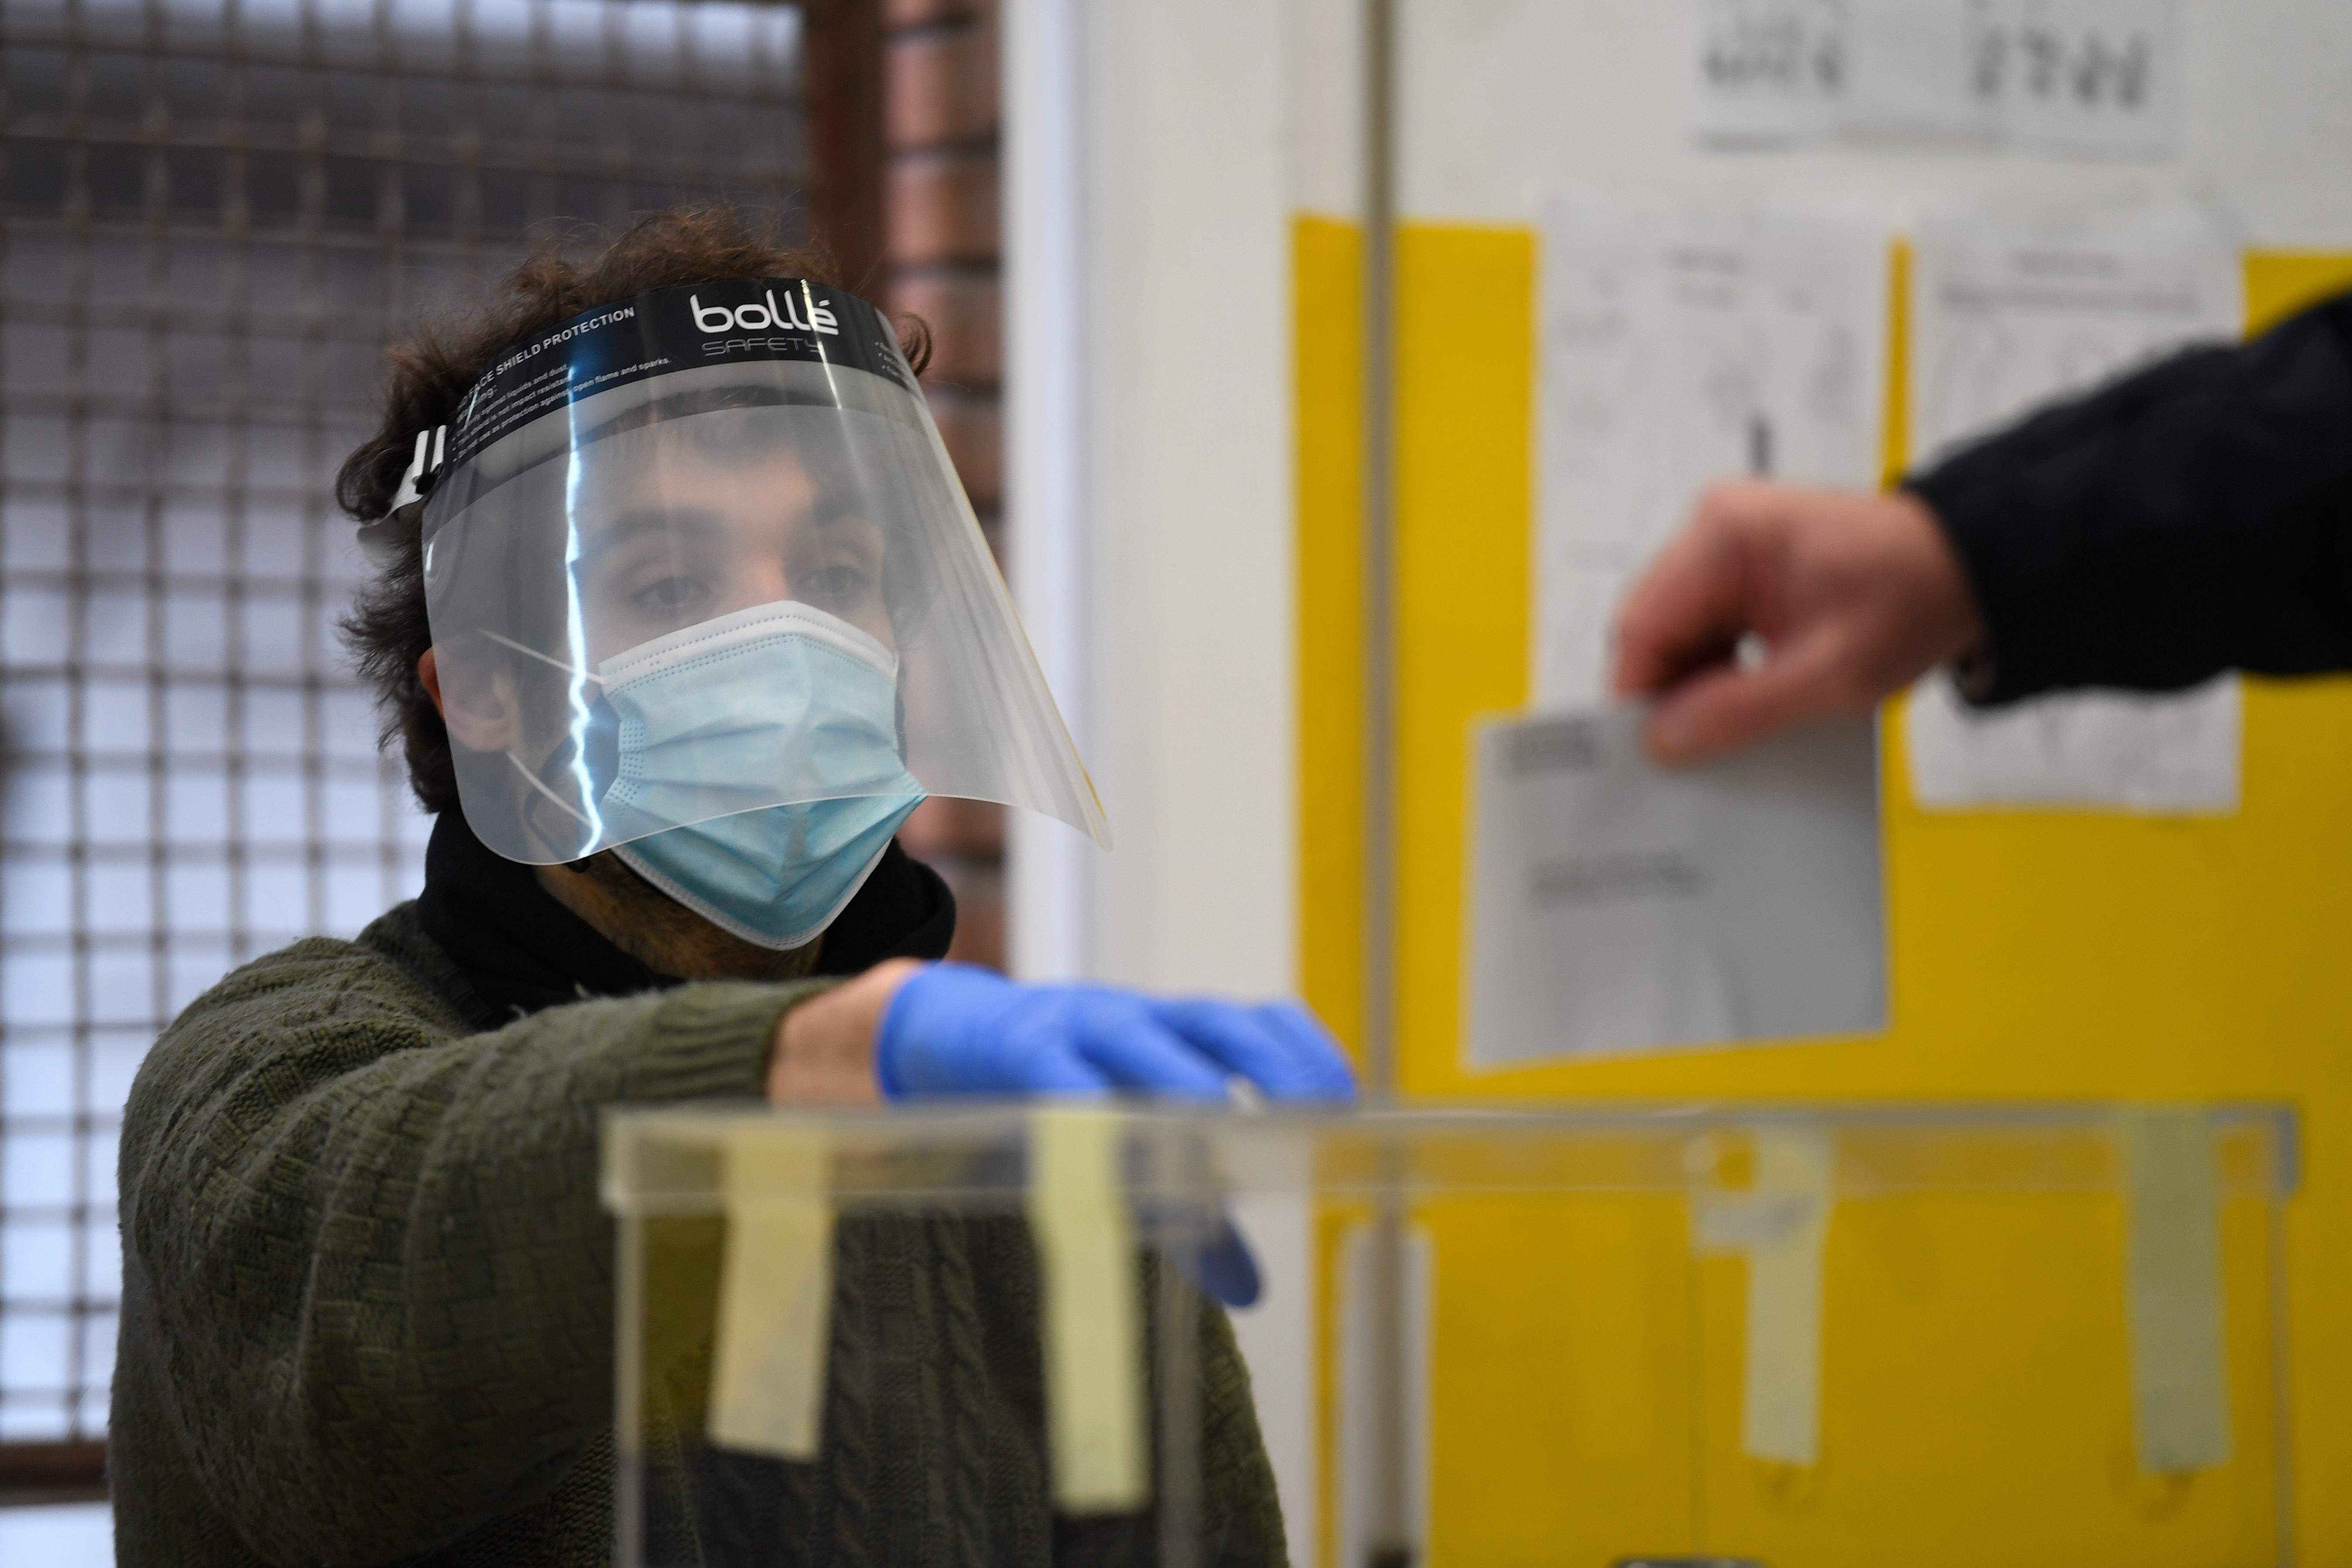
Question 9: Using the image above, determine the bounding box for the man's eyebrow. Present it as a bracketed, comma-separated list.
[808, 492, 869, 530]
[577, 507, 726, 564]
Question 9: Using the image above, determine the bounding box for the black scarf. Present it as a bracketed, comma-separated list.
[415, 810, 956, 1018]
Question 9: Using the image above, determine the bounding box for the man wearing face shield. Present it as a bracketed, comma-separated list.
[109, 209, 1351, 1568]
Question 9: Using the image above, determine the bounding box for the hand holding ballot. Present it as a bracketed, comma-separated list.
[1610, 480, 1981, 766]
[1615, 277, 2352, 772]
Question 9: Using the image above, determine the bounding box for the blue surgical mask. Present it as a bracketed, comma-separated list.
[589, 600, 929, 950]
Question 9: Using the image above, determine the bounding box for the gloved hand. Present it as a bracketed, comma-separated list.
[873, 963, 1355, 1310]
[873, 962, 1357, 1103]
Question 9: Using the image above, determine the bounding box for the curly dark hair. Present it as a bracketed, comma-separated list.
[337, 205, 931, 813]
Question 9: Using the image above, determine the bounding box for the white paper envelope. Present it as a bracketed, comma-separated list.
[1466, 707, 1885, 1065]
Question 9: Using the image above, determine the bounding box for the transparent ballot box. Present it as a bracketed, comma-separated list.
[602, 1103, 2297, 1567]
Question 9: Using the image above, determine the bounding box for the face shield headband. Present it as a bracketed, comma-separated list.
[380, 277, 1108, 868]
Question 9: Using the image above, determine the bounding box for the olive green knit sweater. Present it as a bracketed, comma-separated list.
[110, 903, 1286, 1566]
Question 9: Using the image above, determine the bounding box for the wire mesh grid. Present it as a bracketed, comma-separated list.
[0, 0, 809, 1449]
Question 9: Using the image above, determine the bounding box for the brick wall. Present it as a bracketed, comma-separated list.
[882, 0, 1010, 969]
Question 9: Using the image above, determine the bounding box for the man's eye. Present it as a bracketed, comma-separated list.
[631, 576, 711, 617]
[799, 566, 870, 606]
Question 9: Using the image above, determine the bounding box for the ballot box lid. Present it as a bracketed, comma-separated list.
[601, 1099, 2299, 1217]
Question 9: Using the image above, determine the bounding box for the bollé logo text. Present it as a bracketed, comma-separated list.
[691, 288, 840, 336]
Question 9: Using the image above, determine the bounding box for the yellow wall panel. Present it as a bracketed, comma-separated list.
[1303, 1185, 2284, 1565]
[1391, 224, 1536, 1095]
[1298, 220, 2352, 1557]
[1294, 215, 1368, 1068]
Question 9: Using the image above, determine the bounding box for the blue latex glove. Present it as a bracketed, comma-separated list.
[874, 963, 1357, 1104]
[1172, 1218, 1266, 1308]
[874, 964, 1355, 1308]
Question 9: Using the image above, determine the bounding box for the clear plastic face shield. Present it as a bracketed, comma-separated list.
[406, 279, 1106, 866]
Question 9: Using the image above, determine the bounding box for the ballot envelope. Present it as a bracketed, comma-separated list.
[603, 1102, 2296, 1567]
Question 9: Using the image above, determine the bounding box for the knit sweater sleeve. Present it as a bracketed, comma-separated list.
[116, 925, 832, 1567]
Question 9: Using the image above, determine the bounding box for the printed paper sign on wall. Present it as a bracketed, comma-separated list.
[1536, 196, 1891, 705]
[1695, 0, 2185, 156]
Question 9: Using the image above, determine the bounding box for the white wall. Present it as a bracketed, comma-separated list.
[1003, 0, 1313, 1550]
[1006, 0, 1299, 998]
[1396, 0, 2352, 246]
[1003, 0, 1096, 984]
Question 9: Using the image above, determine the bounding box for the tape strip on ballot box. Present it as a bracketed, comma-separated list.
[2123, 1105, 2232, 1473]
[1695, 1127, 1833, 1468]
[707, 1129, 835, 1460]
[1028, 1104, 1149, 1513]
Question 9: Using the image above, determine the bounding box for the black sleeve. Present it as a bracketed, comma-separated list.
[1905, 287, 2352, 705]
